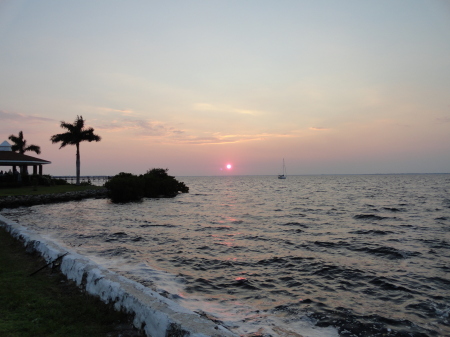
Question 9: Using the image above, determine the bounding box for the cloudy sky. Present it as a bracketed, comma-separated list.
[1, 0, 449, 176]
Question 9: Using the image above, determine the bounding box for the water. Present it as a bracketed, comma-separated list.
[2, 174, 450, 337]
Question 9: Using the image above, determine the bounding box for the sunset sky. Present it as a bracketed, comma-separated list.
[1, 1, 449, 176]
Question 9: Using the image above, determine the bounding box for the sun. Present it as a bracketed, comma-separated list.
[226, 164, 232, 170]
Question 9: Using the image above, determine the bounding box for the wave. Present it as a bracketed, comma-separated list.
[382, 207, 405, 212]
[354, 214, 404, 224]
[350, 229, 393, 235]
[354, 214, 389, 220]
[355, 246, 421, 260]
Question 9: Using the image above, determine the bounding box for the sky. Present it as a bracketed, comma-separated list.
[0, 0, 449, 176]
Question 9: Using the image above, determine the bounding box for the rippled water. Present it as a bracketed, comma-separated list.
[2, 174, 450, 337]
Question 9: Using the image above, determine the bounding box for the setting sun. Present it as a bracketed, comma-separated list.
[226, 164, 232, 170]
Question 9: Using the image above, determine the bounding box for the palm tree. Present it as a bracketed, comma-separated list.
[50, 116, 101, 185]
[9, 131, 41, 155]
[9, 131, 41, 175]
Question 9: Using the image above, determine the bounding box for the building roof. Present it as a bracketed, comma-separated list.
[0, 151, 51, 166]
[0, 139, 51, 166]
[0, 140, 12, 151]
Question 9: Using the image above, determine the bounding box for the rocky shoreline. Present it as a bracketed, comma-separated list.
[0, 188, 108, 210]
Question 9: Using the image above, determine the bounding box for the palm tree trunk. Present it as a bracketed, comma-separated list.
[76, 142, 80, 185]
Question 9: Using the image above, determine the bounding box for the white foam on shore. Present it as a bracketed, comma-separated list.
[0, 214, 237, 337]
[85, 257, 340, 337]
[1, 213, 339, 337]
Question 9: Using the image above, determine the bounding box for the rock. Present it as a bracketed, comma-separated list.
[0, 188, 108, 210]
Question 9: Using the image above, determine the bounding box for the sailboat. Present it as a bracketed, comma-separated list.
[278, 159, 287, 179]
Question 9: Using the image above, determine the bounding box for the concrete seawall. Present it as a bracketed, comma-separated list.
[0, 214, 238, 337]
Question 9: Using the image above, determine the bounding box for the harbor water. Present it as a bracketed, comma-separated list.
[2, 174, 449, 336]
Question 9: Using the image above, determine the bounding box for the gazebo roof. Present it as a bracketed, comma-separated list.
[0, 140, 12, 151]
[0, 151, 51, 166]
[0, 140, 51, 166]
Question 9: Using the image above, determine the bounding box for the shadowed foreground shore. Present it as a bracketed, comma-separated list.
[0, 227, 144, 337]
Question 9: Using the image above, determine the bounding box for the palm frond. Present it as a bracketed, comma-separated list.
[8, 135, 23, 147]
[75, 115, 85, 129]
[51, 116, 101, 147]
[50, 132, 74, 148]
[10, 144, 20, 153]
[8, 131, 36, 154]
[80, 128, 102, 142]
[25, 145, 41, 155]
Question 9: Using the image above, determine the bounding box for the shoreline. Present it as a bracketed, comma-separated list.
[0, 188, 108, 209]
[0, 213, 237, 337]
[0, 226, 144, 337]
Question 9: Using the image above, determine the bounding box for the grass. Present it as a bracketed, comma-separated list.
[0, 184, 104, 197]
[0, 227, 142, 337]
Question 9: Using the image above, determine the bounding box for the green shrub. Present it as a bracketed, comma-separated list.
[105, 169, 188, 203]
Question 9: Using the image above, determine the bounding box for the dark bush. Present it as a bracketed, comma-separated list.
[0, 182, 20, 188]
[24, 175, 69, 186]
[51, 178, 70, 185]
[79, 178, 92, 186]
[32, 174, 52, 186]
[0, 173, 16, 187]
[105, 169, 188, 203]
[141, 168, 189, 198]
[104, 172, 144, 203]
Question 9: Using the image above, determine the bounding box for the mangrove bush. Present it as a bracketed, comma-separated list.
[105, 168, 189, 203]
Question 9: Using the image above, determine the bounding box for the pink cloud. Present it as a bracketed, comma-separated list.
[97, 107, 134, 115]
[309, 126, 329, 131]
[0, 109, 54, 122]
[96, 118, 185, 137]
